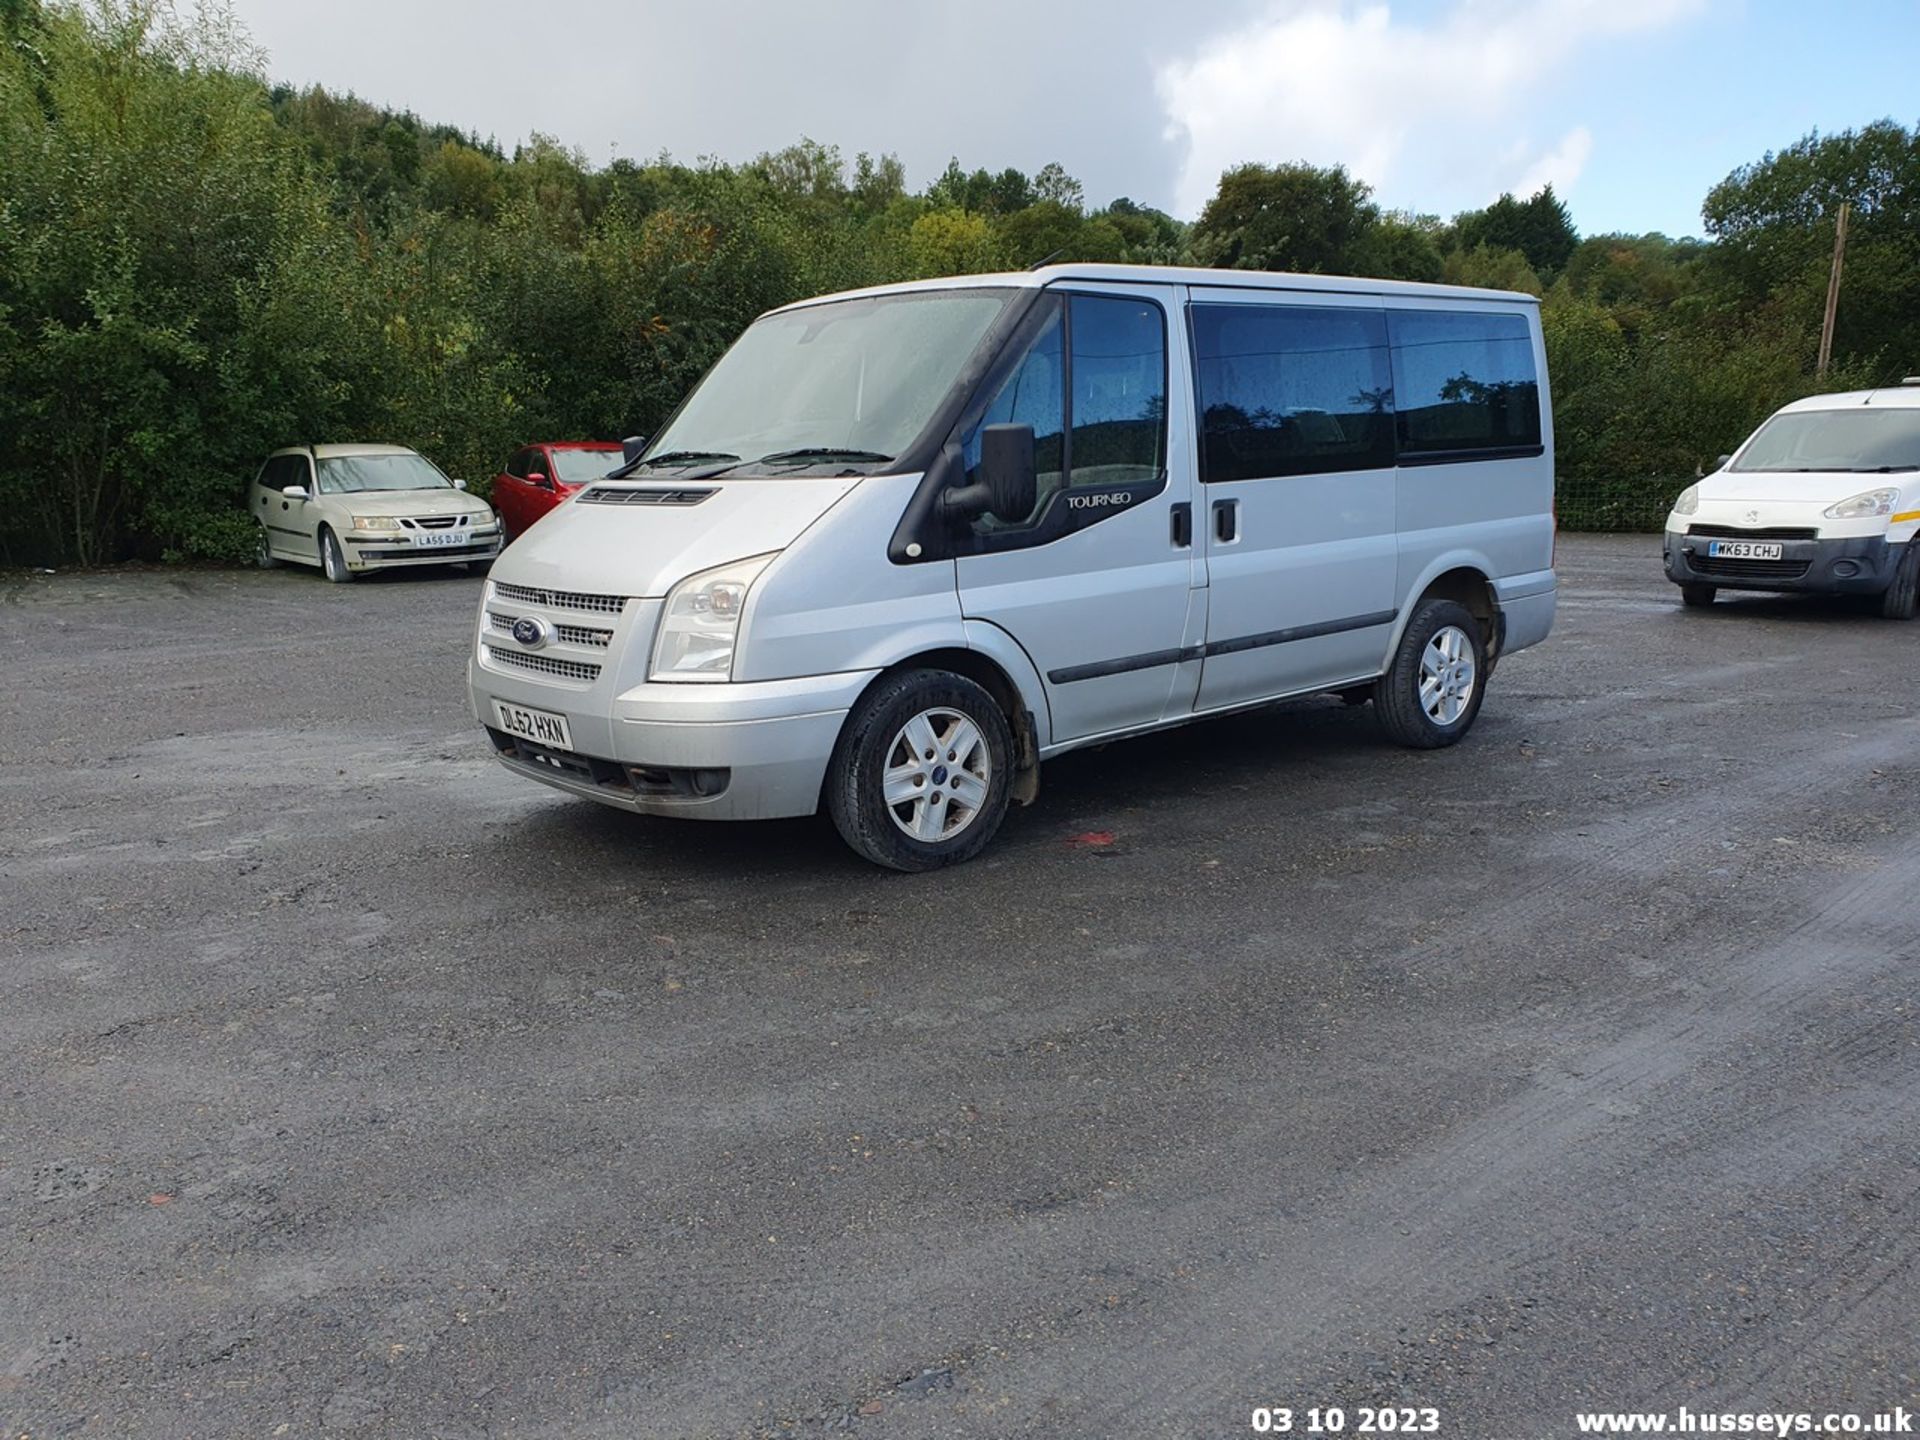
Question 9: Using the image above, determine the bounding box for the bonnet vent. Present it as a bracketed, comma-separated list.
[578, 486, 717, 507]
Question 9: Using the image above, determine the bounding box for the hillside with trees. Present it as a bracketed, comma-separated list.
[0, 0, 1911, 566]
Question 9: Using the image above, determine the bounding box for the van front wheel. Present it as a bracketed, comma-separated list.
[1880, 543, 1919, 620]
[1373, 599, 1487, 749]
[827, 669, 1013, 871]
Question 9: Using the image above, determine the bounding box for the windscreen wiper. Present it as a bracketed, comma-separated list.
[642, 450, 742, 467]
[604, 449, 741, 480]
[758, 447, 896, 466]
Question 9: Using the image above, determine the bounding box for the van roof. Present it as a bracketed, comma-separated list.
[1778, 384, 1920, 413]
[770, 262, 1541, 315]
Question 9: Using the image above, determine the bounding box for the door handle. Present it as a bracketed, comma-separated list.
[1170, 502, 1191, 548]
[1212, 498, 1239, 544]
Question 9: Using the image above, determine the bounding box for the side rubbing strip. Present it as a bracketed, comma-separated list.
[1201, 609, 1398, 658]
[1048, 646, 1198, 686]
[1045, 609, 1398, 685]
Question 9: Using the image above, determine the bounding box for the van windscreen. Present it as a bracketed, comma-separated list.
[639, 291, 1012, 474]
[1731, 407, 1920, 473]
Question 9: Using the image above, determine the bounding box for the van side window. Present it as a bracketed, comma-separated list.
[1388, 310, 1541, 458]
[1190, 304, 1394, 483]
[964, 306, 1066, 530]
[1068, 294, 1166, 489]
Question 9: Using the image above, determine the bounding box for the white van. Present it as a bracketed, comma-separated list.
[1663, 381, 1920, 617]
[468, 265, 1556, 869]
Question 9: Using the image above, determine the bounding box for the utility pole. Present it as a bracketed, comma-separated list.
[1817, 201, 1850, 377]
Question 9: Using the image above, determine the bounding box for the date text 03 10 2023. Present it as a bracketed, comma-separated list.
[1252, 1408, 1442, 1435]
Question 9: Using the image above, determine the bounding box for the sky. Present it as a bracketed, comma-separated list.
[225, 0, 1919, 238]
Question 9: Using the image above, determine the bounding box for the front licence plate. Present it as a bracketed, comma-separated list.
[1707, 539, 1785, 560]
[412, 529, 467, 548]
[493, 700, 574, 751]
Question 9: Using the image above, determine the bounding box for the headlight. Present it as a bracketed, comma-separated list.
[1672, 485, 1700, 517]
[352, 515, 401, 530]
[649, 553, 775, 683]
[1823, 487, 1899, 519]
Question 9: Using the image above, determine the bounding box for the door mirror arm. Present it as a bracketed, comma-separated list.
[281, 484, 309, 500]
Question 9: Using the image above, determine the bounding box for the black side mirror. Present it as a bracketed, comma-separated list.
[621, 435, 648, 464]
[942, 424, 1038, 525]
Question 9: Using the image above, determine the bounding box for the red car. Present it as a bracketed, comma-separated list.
[492, 441, 626, 541]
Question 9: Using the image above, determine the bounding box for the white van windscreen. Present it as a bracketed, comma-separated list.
[1731, 408, 1920, 473]
[641, 292, 1011, 473]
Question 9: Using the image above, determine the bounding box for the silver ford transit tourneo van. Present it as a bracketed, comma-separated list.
[469, 264, 1557, 869]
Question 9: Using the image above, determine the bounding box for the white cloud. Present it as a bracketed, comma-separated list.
[1514, 125, 1595, 199]
[1157, 0, 1703, 219]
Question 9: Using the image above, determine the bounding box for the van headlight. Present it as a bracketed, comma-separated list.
[1671, 485, 1700, 517]
[649, 553, 775, 682]
[1823, 487, 1899, 519]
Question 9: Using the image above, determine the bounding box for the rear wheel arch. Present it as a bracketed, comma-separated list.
[1394, 565, 1502, 670]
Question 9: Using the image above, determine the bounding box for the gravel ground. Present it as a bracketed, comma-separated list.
[2, 535, 1917, 1439]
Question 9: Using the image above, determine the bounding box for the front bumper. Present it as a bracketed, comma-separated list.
[1663, 528, 1899, 595]
[345, 532, 501, 570]
[471, 663, 879, 821]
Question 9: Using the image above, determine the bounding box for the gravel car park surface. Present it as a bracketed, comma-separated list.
[4, 534, 1918, 1439]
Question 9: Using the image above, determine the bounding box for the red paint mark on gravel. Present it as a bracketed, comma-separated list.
[148, 1194, 173, 1205]
[1068, 831, 1117, 848]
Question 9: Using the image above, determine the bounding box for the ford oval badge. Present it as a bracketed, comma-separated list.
[511, 616, 550, 649]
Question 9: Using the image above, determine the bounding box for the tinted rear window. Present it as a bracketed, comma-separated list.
[1191, 303, 1395, 483]
[1388, 309, 1541, 457]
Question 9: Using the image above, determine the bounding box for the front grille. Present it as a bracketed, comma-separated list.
[1688, 524, 1818, 540]
[578, 485, 716, 507]
[483, 645, 601, 682]
[1692, 555, 1812, 580]
[492, 581, 627, 615]
[403, 515, 465, 530]
[486, 610, 612, 648]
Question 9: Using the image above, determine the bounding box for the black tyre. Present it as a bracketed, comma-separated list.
[1372, 599, 1487, 750]
[1680, 582, 1716, 608]
[1880, 543, 1918, 620]
[254, 522, 281, 570]
[318, 527, 354, 584]
[827, 669, 1013, 871]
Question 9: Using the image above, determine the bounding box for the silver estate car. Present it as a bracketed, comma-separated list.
[252, 443, 502, 582]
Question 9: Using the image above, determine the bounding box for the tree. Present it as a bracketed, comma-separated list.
[906, 208, 1000, 278]
[1189, 161, 1379, 274]
[1348, 214, 1443, 282]
[1451, 186, 1577, 280]
[1441, 245, 1543, 295]
[1031, 161, 1083, 211]
[1701, 120, 1920, 373]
